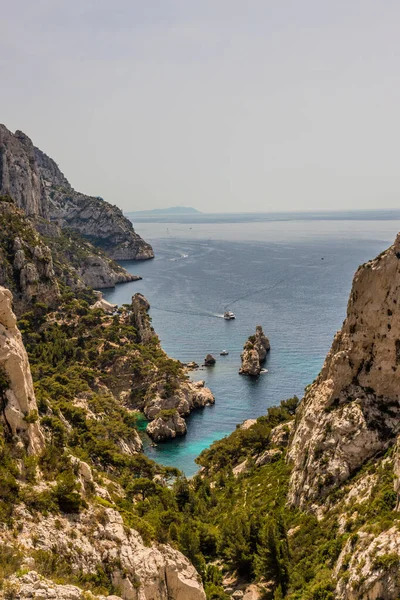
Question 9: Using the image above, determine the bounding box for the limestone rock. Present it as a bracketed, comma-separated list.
[0, 286, 44, 453]
[334, 526, 400, 599]
[131, 293, 155, 344]
[240, 419, 257, 430]
[0, 125, 48, 217]
[239, 326, 270, 376]
[143, 380, 215, 422]
[90, 294, 118, 314]
[2, 506, 206, 600]
[147, 411, 187, 442]
[7, 571, 98, 600]
[288, 233, 400, 508]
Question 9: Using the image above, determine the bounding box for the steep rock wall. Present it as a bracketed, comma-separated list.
[288, 234, 400, 508]
[0, 286, 44, 453]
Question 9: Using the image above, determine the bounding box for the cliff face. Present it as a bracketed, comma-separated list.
[0, 286, 44, 454]
[0, 124, 153, 261]
[0, 126, 49, 218]
[288, 233, 400, 508]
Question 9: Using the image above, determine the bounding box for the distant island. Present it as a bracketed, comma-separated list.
[128, 206, 201, 215]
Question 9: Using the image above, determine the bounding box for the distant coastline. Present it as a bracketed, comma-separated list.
[128, 206, 201, 216]
[127, 208, 400, 224]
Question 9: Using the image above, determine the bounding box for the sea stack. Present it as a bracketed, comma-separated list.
[204, 354, 216, 366]
[239, 325, 270, 376]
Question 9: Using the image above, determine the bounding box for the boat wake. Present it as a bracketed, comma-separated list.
[224, 277, 286, 310]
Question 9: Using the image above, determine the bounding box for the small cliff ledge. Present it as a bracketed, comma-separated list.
[288, 233, 400, 509]
[239, 325, 270, 376]
[0, 286, 44, 454]
[0, 124, 153, 261]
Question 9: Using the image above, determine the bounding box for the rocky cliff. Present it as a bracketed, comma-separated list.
[0, 124, 153, 261]
[0, 200, 60, 313]
[0, 126, 49, 218]
[0, 286, 44, 454]
[287, 234, 400, 509]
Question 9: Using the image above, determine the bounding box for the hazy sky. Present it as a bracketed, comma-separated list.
[2, 1, 400, 213]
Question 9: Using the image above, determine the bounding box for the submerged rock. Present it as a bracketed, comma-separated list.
[239, 326, 270, 376]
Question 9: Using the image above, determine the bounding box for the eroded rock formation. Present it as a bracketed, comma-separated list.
[0, 286, 44, 454]
[239, 326, 270, 376]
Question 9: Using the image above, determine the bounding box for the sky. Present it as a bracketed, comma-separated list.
[2, 1, 400, 213]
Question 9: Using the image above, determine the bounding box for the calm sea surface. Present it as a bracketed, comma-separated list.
[103, 213, 400, 475]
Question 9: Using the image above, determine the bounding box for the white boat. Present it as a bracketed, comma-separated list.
[223, 311, 236, 320]
[220, 350, 229, 356]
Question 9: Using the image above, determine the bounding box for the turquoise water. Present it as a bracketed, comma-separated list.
[103, 215, 400, 475]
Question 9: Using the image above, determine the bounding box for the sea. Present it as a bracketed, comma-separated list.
[103, 211, 400, 476]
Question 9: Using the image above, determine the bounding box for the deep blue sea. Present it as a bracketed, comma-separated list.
[103, 213, 400, 476]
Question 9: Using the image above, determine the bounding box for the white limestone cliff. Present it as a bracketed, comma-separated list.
[0, 286, 44, 454]
[288, 233, 400, 508]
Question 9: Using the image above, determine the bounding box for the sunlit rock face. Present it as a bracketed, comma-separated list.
[288, 234, 400, 508]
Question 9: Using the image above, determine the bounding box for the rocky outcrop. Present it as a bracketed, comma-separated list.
[147, 410, 187, 442]
[239, 326, 270, 376]
[288, 234, 400, 508]
[144, 379, 215, 423]
[0, 124, 153, 261]
[1, 505, 206, 600]
[90, 292, 118, 314]
[131, 293, 156, 344]
[0, 125, 49, 217]
[334, 526, 400, 599]
[0, 286, 44, 453]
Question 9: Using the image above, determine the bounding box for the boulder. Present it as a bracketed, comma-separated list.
[204, 354, 216, 366]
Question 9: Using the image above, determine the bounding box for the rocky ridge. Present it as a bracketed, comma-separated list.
[239, 325, 270, 376]
[0, 124, 153, 262]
